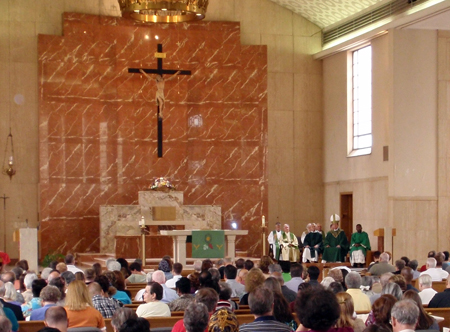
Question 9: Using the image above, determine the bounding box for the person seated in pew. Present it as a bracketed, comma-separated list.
[224, 265, 245, 298]
[22, 279, 47, 318]
[427, 274, 450, 308]
[110, 307, 137, 332]
[30, 285, 61, 321]
[169, 277, 194, 312]
[125, 262, 146, 285]
[171, 288, 219, 332]
[64, 280, 105, 330]
[118, 317, 150, 332]
[165, 263, 183, 289]
[420, 258, 445, 282]
[135, 282, 170, 318]
[0, 316, 12, 332]
[417, 274, 437, 305]
[239, 286, 292, 332]
[390, 299, 419, 332]
[402, 290, 439, 330]
[44, 306, 69, 332]
[152, 270, 179, 304]
[88, 282, 120, 318]
[208, 307, 239, 332]
[183, 302, 209, 332]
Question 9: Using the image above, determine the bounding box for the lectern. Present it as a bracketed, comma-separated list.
[373, 227, 396, 254]
[13, 228, 39, 271]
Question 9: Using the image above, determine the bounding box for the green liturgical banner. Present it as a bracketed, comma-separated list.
[192, 230, 225, 258]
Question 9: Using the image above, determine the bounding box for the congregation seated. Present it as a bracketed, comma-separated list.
[110, 307, 137, 332]
[345, 271, 371, 312]
[22, 279, 47, 318]
[168, 277, 194, 312]
[183, 302, 209, 332]
[295, 287, 350, 332]
[428, 274, 450, 308]
[402, 290, 439, 330]
[417, 274, 437, 305]
[263, 277, 297, 329]
[239, 268, 266, 305]
[369, 253, 396, 276]
[420, 257, 448, 281]
[136, 282, 170, 318]
[29, 285, 61, 321]
[44, 306, 68, 332]
[88, 282, 121, 318]
[158, 256, 174, 281]
[172, 288, 219, 332]
[335, 292, 365, 332]
[284, 263, 304, 293]
[104, 271, 131, 305]
[239, 286, 292, 332]
[64, 280, 105, 329]
[118, 317, 150, 332]
[224, 265, 245, 298]
[165, 263, 183, 289]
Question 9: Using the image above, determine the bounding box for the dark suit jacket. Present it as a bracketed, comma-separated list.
[428, 288, 450, 308]
[0, 298, 24, 321]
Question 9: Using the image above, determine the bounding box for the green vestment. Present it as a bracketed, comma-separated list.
[350, 231, 371, 256]
[322, 229, 349, 262]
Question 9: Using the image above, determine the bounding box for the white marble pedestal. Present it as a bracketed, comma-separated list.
[160, 230, 248, 266]
[19, 228, 39, 272]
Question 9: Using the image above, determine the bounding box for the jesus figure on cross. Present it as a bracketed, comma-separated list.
[139, 69, 180, 119]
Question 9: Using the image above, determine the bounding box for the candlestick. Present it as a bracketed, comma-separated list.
[262, 215, 265, 227]
[139, 216, 145, 226]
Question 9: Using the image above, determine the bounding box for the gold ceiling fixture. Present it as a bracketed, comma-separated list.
[118, 0, 209, 23]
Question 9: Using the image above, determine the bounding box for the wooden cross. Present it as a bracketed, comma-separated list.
[129, 44, 191, 158]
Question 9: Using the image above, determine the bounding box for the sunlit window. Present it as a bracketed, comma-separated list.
[351, 45, 372, 156]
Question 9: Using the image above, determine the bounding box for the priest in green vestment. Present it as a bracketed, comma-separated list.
[302, 223, 323, 263]
[350, 224, 371, 267]
[322, 214, 349, 263]
[280, 224, 300, 262]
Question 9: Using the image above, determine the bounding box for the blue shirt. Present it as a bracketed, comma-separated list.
[30, 304, 57, 321]
[112, 290, 131, 304]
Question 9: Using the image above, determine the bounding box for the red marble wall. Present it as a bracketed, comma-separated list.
[38, 13, 268, 257]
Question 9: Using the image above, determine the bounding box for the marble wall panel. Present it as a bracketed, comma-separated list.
[39, 13, 268, 256]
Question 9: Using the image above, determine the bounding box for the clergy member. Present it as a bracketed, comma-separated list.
[350, 224, 371, 267]
[302, 224, 323, 263]
[280, 224, 300, 262]
[268, 222, 283, 261]
[322, 214, 349, 263]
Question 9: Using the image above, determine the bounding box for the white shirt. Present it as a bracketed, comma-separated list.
[66, 265, 84, 274]
[136, 301, 170, 318]
[225, 279, 245, 297]
[420, 268, 444, 282]
[165, 275, 182, 289]
[418, 287, 438, 305]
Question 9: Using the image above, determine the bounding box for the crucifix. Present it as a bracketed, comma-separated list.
[129, 44, 191, 158]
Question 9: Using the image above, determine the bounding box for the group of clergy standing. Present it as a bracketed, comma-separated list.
[267, 214, 371, 267]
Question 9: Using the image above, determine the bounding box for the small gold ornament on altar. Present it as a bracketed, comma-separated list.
[150, 177, 176, 192]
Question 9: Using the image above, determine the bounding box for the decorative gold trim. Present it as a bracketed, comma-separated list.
[118, 0, 209, 23]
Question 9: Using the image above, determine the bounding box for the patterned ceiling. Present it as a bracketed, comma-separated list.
[268, 0, 386, 28]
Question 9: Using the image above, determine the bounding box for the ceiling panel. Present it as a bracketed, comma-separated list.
[268, 0, 386, 28]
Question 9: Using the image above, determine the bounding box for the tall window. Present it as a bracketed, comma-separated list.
[351, 45, 372, 156]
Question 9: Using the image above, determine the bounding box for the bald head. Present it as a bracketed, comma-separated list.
[88, 282, 103, 297]
[47, 271, 60, 283]
[45, 306, 68, 332]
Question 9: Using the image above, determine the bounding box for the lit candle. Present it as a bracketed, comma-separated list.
[139, 216, 145, 226]
[262, 215, 265, 227]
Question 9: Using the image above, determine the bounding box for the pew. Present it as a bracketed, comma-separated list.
[18, 314, 256, 332]
[413, 279, 447, 293]
[425, 307, 450, 330]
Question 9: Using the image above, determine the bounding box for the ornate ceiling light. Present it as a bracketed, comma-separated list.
[118, 0, 209, 23]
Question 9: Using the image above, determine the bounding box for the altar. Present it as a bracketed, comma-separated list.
[99, 188, 249, 262]
[160, 230, 248, 266]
